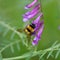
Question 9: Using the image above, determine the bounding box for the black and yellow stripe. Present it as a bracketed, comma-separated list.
[24, 23, 35, 35]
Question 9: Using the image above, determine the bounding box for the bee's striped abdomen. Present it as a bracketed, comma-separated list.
[24, 23, 36, 35]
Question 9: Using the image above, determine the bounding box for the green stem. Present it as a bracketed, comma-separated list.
[3, 44, 60, 60]
[0, 40, 20, 53]
[0, 21, 28, 47]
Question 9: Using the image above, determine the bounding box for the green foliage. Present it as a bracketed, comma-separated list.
[1, 41, 60, 60]
[0, 53, 2, 60]
[0, 0, 60, 60]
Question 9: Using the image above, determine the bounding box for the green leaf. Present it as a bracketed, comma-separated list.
[55, 49, 60, 59]
[0, 53, 2, 60]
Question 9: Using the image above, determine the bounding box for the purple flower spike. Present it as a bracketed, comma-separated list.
[25, 0, 38, 9]
[23, 0, 44, 46]
[23, 1, 41, 22]
[32, 24, 44, 46]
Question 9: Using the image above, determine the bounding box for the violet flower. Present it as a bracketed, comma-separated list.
[32, 23, 44, 45]
[23, 0, 44, 46]
[32, 14, 44, 45]
[25, 0, 38, 9]
[25, 4, 40, 16]
[23, 1, 40, 22]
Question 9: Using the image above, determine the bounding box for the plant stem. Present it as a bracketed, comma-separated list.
[3, 44, 60, 60]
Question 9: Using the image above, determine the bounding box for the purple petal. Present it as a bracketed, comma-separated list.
[23, 9, 39, 22]
[32, 23, 44, 46]
[27, 9, 39, 19]
[32, 36, 40, 45]
[22, 14, 29, 22]
[32, 13, 43, 24]
[37, 24, 44, 37]
[32, 40, 38, 45]
[23, 18, 28, 22]
[25, 0, 38, 9]
[24, 4, 40, 16]
[34, 20, 44, 31]
[30, 4, 40, 14]
[25, 11, 31, 15]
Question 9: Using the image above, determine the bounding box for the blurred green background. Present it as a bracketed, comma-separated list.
[0, 0, 60, 60]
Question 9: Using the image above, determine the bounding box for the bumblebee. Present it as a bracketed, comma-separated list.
[24, 23, 36, 35]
